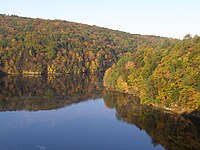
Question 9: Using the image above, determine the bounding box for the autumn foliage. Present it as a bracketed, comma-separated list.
[104, 36, 200, 112]
[0, 14, 172, 75]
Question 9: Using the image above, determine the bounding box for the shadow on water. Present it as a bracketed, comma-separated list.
[0, 71, 6, 78]
[103, 91, 200, 150]
[0, 73, 104, 111]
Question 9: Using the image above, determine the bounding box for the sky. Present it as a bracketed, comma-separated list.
[1, 0, 200, 39]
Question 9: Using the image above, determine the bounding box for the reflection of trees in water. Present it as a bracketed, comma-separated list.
[103, 91, 200, 150]
[0, 73, 103, 111]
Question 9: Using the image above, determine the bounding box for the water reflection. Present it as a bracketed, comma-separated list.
[0, 74, 103, 111]
[103, 91, 200, 150]
[0, 75, 199, 150]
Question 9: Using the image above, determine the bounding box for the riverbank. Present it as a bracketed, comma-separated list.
[104, 87, 200, 115]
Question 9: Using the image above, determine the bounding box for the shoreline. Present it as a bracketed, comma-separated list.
[103, 88, 200, 115]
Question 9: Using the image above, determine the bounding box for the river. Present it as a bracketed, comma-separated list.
[0, 75, 199, 150]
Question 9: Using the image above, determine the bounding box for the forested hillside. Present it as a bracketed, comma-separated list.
[1, 14, 199, 112]
[104, 36, 200, 112]
[0, 14, 173, 75]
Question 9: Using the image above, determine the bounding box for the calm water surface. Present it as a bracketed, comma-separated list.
[0, 75, 199, 150]
[0, 100, 163, 150]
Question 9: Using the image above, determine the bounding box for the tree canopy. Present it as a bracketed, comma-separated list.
[0, 14, 173, 75]
[103, 36, 200, 112]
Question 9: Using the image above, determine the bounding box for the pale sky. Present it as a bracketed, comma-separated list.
[1, 0, 200, 39]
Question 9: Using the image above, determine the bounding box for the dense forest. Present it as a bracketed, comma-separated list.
[0, 14, 173, 75]
[104, 35, 200, 112]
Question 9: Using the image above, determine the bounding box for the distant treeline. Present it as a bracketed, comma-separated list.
[0, 14, 173, 75]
